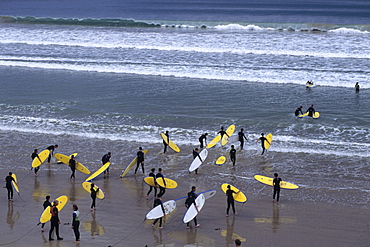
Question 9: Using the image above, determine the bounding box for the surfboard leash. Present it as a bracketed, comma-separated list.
[0, 224, 38, 246]
[108, 218, 146, 247]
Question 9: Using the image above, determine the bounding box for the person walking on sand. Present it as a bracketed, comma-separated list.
[225, 184, 240, 216]
[229, 145, 236, 166]
[69, 155, 77, 180]
[71, 204, 80, 243]
[191, 148, 203, 174]
[134, 147, 145, 176]
[31, 149, 42, 176]
[295, 106, 303, 116]
[185, 186, 200, 229]
[146, 168, 157, 199]
[152, 196, 166, 229]
[156, 168, 166, 197]
[273, 173, 282, 203]
[46, 144, 58, 164]
[238, 128, 248, 149]
[49, 200, 63, 241]
[90, 183, 99, 211]
[163, 131, 169, 154]
[198, 133, 208, 149]
[41, 195, 52, 232]
[4, 172, 15, 201]
[256, 133, 269, 155]
[235, 239, 242, 246]
[102, 152, 111, 175]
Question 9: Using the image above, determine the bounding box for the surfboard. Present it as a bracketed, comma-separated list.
[264, 133, 273, 150]
[298, 112, 320, 119]
[146, 200, 177, 219]
[206, 135, 222, 149]
[227, 134, 239, 143]
[57, 153, 77, 164]
[254, 175, 299, 189]
[144, 176, 156, 187]
[120, 149, 148, 178]
[85, 162, 110, 182]
[221, 125, 236, 146]
[11, 173, 19, 193]
[156, 177, 177, 189]
[31, 150, 50, 168]
[183, 193, 205, 223]
[160, 133, 180, 152]
[39, 195, 68, 223]
[221, 183, 247, 203]
[215, 156, 226, 165]
[54, 153, 91, 174]
[189, 149, 208, 172]
[174, 189, 216, 207]
[82, 182, 105, 200]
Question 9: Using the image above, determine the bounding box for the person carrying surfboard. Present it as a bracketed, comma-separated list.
[4, 172, 15, 201]
[238, 129, 248, 149]
[146, 168, 157, 199]
[156, 168, 166, 197]
[152, 196, 166, 229]
[295, 106, 303, 116]
[49, 200, 63, 241]
[225, 184, 240, 216]
[256, 133, 270, 155]
[41, 195, 52, 232]
[218, 126, 230, 140]
[69, 155, 77, 180]
[46, 144, 58, 164]
[90, 183, 99, 211]
[191, 148, 203, 174]
[229, 145, 236, 166]
[185, 186, 200, 229]
[163, 131, 169, 154]
[134, 147, 145, 176]
[306, 105, 315, 117]
[273, 173, 282, 203]
[102, 152, 111, 175]
[31, 149, 43, 176]
[198, 133, 208, 149]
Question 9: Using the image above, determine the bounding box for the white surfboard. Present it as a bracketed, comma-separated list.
[146, 200, 177, 219]
[189, 149, 208, 172]
[175, 189, 216, 207]
[183, 194, 205, 223]
[227, 134, 239, 143]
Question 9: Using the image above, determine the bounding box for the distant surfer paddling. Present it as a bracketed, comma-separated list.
[256, 133, 270, 155]
[295, 106, 303, 116]
[306, 80, 313, 88]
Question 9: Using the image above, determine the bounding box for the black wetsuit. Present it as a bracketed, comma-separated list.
[163, 133, 169, 154]
[46, 145, 55, 163]
[41, 200, 52, 229]
[152, 198, 165, 227]
[69, 159, 76, 179]
[102, 153, 110, 174]
[32, 152, 40, 174]
[146, 172, 157, 197]
[192, 149, 202, 174]
[295, 108, 303, 116]
[306, 107, 315, 117]
[198, 134, 207, 148]
[273, 177, 282, 202]
[238, 131, 247, 149]
[259, 136, 267, 155]
[49, 206, 62, 240]
[134, 150, 145, 174]
[185, 191, 198, 227]
[5, 175, 14, 200]
[218, 130, 227, 140]
[156, 172, 166, 197]
[226, 188, 237, 215]
[90, 186, 99, 209]
[229, 148, 236, 166]
[72, 210, 80, 241]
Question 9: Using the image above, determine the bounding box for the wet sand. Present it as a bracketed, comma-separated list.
[1, 140, 370, 247]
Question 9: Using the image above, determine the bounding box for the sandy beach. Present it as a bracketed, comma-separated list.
[1, 136, 369, 247]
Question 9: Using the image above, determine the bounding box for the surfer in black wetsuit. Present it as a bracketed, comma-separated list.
[295, 106, 303, 116]
[69, 155, 76, 180]
[146, 168, 157, 199]
[163, 131, 169, 154]
[49, 200, 63, 241]
[198, 133, 208, 149]
[218, 126, 230, 140]
[191, 148, 203, 174]
[102, 152, 111, 175]
[156, 168, 166, 197]
[90, 183, 99, 210]
[306, 105, 315, 117]
[355, 82, 360, 92]
[4, 172, 15, 201]
[272, 173, 282, 203]
[41, 195, 52, 232]
[256, 133, 269, 155]
[229, 145, 236, 166]
[46, 144, 58, 164]
[225, 184, 240, 216]
[185, 186, 200, 229]
[32, 149, 42, 176]
[152, 196, 166, 229]
[134, 147, 145, 175]
[238, 129, 248, 149]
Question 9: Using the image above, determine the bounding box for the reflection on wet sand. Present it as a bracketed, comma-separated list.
[254, 204, 297, 233]
[82, 211, 105, 238]
[221, 216, 246, 245]
[6, 202, 19, 230]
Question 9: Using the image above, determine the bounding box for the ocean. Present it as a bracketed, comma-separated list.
[1, 0, 370, 211]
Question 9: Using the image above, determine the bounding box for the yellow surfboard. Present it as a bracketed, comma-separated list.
[264, 133, 273, 150]
[85, 162, 110, 182]
[254, 175, 299, 189]
[39, 195, 68, 223]
[31, 150, 50, 168]
[156, 177, 178, 189]
[82, 182, 105, 200]
[57, 153, 77, 164]
[160, 133, 180, 152]
[221, 125, 236, 146]
[144, 177, 156, 187]
[221, 183, 247, 203]
[206, 135, 222, 148]
[54, 153, 91, 174]
[298, 112, 320, 119]
[215, 156, 226, 165]
[11, 174, 19, 193]
[120, 149, 149, 178]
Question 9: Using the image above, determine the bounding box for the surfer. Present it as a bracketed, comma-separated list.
[69, 155, 77, 180]
[71, 204, 80, 243]
[295, 106, 303, 116]
[163, 131, 169, 154]
[46, 144, 58, 164]
[198, 133, 208, 149]
[90, 183, 99, 211]
[102, 152, 111, 175]
[238, 128, 248, 149]
[256, 133, 269, 155]
[218, 126, 230, 140]
[191, 148, 203, 174]
[235, 239, 242, 247]
[41, 195, 52, 232]
[4, 172, 15, 201]
[156, 168, 166, 197]
[185, 186, 200, 228]
[134, 147, 145, 176]
[152, 196, 166, 229]
[49, 200, 63, 241]
[146, 168, 157, 199]
[306, 105, 315, 117]
[229, 145, 236, 166]
[225, 184, 240, 216]
[31, 149, 42, 176]
[272, 173, 282, 203]
[355, 82, 360, 92]
[306, 80, 313, 87]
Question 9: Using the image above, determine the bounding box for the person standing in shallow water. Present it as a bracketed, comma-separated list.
[355, 82, 360, 92]
[198, 133, 208, 149]
[102, 152, 111, 175]
[191, 148, 203, 174]
[229, 145, 236, 166]
[273, 173, 282, 203]
[134, 147, 145, 176]
[238, 128, 248, 149]
[256, 133, 269, 155]
[46, 144, 58, 164]
[163, 131, 169, 154]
